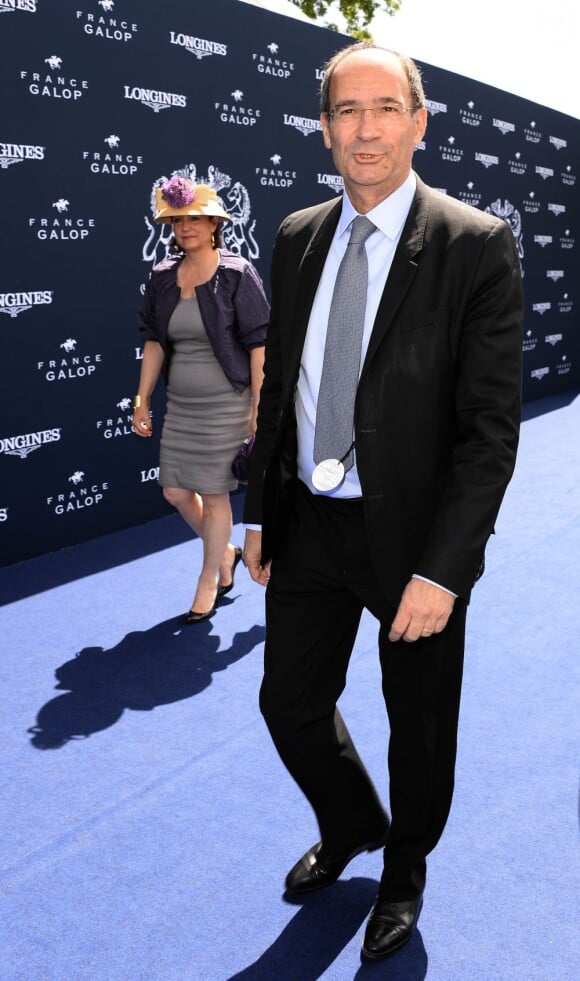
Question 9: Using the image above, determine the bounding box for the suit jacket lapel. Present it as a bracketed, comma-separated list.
[360, 177, 430, 379]
[283, 198, 341, 390]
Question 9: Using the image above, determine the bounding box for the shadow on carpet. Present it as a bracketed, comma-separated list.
[227, 876, 428, 980]
[27, 613, 265, 750]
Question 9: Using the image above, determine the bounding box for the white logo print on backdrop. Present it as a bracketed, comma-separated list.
[19, 55, 89, 99]
[252, 41, 295, 79]
[76, 1, 138, 43]
[83, 134, 144, 175]
[28, 198, 96, 241]
[0, 142, 44, 168]
[96, 398, 134, 439]
[460, 101, 482, 127]
[37, 338, 103, 381]
[169, 29, 227, 60]
[255, 154, 297, 188]
[0, 0, 37, 12]
[0, 290, 52, 318]
[508, 152, 527, 175]
[46, 471, 110, 515]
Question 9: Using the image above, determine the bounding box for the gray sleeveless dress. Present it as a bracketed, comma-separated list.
[159, 297, 251, 494]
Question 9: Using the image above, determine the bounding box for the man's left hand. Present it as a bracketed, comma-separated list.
[389, 579, 455, 643]
[243, 528, 271, 587]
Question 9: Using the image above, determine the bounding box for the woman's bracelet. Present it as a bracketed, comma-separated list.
[132, 395, 151, 410]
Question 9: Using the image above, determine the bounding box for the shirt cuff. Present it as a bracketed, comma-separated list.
[244, 524, 262, 532]
[412, 574, 457, 598]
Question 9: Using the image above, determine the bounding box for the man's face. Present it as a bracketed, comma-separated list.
[320, 50, 427, 211]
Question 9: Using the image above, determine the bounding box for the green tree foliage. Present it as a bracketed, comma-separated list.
[292, 0, 402, 40]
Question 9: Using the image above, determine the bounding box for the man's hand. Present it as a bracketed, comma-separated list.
[243, 529, 271, 587]
[389, 578, 455, 643]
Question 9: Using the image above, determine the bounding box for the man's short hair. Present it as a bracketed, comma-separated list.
[319, 42, 426, 114]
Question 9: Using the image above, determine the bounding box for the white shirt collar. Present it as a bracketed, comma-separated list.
[338, 170, 417, 241]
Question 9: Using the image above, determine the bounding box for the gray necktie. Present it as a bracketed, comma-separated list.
[313, 215, 375, 472]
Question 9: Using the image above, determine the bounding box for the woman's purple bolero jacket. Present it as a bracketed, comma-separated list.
[138, 250, 269, 392]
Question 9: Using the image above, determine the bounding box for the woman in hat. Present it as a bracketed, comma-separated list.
[132, 176, 269, 622]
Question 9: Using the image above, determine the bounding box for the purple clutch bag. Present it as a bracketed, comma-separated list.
[231, 435, 255, 484]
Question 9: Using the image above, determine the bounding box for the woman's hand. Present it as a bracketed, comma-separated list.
[249, 406, 258, 436]
[132, 406, 152, 437]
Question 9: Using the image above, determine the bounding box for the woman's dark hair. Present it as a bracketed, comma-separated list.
[212, 220, 223, 249]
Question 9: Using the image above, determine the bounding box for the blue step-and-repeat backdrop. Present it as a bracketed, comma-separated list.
[1, 0, 578, 566]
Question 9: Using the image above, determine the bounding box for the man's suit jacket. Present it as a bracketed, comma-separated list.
[244, 174, 524, 604]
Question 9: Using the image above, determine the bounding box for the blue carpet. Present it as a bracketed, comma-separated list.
[1, 394, 578, 980]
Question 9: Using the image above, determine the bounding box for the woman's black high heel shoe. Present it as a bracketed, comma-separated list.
[185, 585, 220, 624]
[218, 546, 243, 598]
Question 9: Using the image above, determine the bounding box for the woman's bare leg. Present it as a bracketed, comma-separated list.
[162, 487, 238, 595]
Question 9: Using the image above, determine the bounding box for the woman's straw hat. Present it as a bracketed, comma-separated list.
[154, 176, 230, 223]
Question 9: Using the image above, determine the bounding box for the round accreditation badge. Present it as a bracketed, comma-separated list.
[312, 458, 345, 492]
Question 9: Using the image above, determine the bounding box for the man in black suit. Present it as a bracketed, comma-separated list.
[243, 42, 523, 959]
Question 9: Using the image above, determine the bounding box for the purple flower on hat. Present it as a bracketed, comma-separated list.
[160, 176, 196, 209]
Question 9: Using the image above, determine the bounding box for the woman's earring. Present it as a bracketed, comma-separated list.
[211, 231, 216, 249]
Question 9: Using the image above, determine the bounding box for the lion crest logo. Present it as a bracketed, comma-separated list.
[143, 162, 259, 266]
[485, 198, 524, 275]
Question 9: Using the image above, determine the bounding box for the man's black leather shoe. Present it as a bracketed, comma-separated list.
[361, 895, 423, 959]
[285, 831, 388, 895]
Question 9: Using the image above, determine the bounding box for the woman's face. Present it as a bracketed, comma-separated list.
[172, 214, 217, 252]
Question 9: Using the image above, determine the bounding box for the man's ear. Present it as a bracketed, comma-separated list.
[414, 107, 428, 144]
[320, 113, 332, 150]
